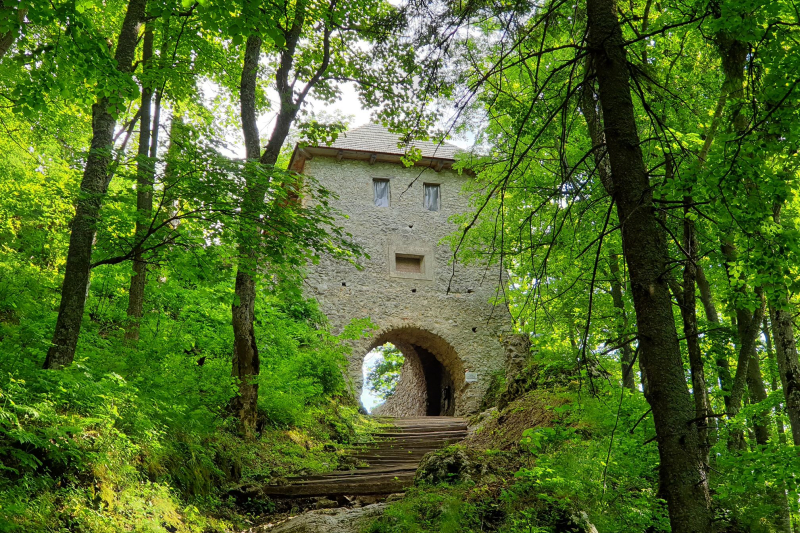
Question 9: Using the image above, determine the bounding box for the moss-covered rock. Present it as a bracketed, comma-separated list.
[415, 446, 509, 485]
[269, 503, 387, 532]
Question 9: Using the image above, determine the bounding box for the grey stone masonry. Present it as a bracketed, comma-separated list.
[292, 124, 519, 416]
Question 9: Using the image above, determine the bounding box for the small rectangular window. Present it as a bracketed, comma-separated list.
[373, 179, 390, 207]
[395, 254, 423, 274]
[423, 183, 440, 211]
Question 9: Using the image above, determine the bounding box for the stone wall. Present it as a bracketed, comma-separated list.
[303, 156, 515, 416]
[371, 343, 426, 416]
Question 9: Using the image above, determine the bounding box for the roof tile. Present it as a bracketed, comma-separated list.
[323, 123, 461, 160]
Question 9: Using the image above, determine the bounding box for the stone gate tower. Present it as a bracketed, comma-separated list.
[289, 124, 521, 416]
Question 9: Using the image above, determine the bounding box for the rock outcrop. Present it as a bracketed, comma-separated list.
[263, 503, 387, 533]
[415, 446, 493, 485]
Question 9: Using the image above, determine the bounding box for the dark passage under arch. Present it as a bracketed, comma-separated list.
[363, 327, 462, 417]
[415, 345, 454, 416]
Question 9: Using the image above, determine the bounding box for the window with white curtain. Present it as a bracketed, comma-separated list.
[373, 179, 390, 207]
[423, 183, 440, 211]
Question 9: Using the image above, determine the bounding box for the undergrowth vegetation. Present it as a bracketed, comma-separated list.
[0, 236, 374, 531]
[369, 365, 800, 533]
[368, 382, 668, 533]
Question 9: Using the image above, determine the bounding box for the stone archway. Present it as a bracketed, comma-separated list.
[297, 126, 521, 417]
[359, 326, 466, 417]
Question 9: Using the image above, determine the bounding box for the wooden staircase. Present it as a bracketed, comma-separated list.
[261, 417, 467, 497]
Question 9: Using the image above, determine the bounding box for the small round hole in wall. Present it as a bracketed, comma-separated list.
[408, 224, 414, 228]
[342, 282, 347, 287]
[472, 327, 477, 332]
[411, 288, 417, 293]
[466, 289, 474, 294]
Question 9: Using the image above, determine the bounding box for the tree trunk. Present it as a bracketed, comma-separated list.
[43, 0, 146, 369]
[762, 317, 793, 533]
[585, 0, 712, 530]
[770, 301, 800, 446]
[125, 22, 161, 342]
[580, 68, 635, 391]
[0, 1, 27, 60]
[745, 336, 770, 446]
[609, 252, 635, 390]
[230, 34, 264, 434]
[728, 302, 766, 447]
[763, 205, 800, 447]
[763, 317, 788, 443]
[681, 203, 710, 465]
[742, 316, 789, 532]
[696, 264, 733, 410]
[721, 241, 768, 449]
[230, 0, 316, 433]
[695, 266, 720, 323]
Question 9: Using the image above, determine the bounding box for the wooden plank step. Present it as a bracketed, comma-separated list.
[260, 416, 466, 497]
[293, 472, 417, 486]
[290, 464, 421, 481]
[353, 451, 438, 458]
[357, 438, 464, 446]
[261, 479, 412, 497]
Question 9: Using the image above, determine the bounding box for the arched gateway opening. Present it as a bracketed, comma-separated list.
[360, 327, 464, 417]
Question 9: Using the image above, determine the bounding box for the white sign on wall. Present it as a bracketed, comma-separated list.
[465, 371, 478, 383]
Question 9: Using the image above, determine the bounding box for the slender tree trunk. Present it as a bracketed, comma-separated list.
[580, 63, 613, 195]
[662, 152, 712, 454]
[581, 63, 634, 391]
[43, 0, 146, 369]
[0, 1, 26, 60]
[727, 303, 766, 446]
[586, 0, 712, 530]
[721, 241, 768, 449]
[770, 301, 800, 446]
[713, 31, 770, 449]
[696, 265, 733, 410]
[609, 253, 635, 390]
[681, 203, 710, 465]
[232, 47, 304, 431]
[743, 319, 789, 533]
[747, 332, 769, 445]
[764, 205, 800, 447]
[125, 22, 161, 342]
[763, 317, 793, 533]
[763, 317, 788, 443]
[231, 34, 264, 433]
[695, 266, 720, 324]
[745, 337, 770, 445]
[231, 0, 317, 433]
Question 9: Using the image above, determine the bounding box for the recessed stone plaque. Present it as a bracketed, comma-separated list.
[465, 372, 478, 383]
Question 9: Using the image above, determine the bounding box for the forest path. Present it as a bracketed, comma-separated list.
[261, 416, 467, 497]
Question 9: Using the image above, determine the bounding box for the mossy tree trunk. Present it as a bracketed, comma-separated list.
[44, 0, 147, 369]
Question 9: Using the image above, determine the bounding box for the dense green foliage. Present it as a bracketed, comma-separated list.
[410, 0, 800, 528]
[0, 6, 377, 523]
[0, 214, 373, 529]
[2, 0, 800, 530]
[369, 386, 669, 532]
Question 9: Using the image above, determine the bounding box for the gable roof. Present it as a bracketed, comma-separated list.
[327, 123, 461, 160]
[288, 123, 464, 173]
